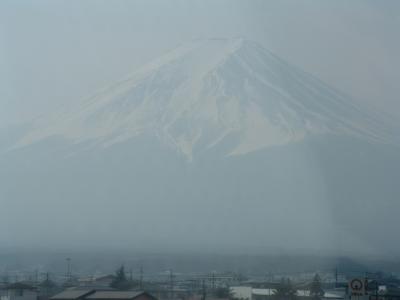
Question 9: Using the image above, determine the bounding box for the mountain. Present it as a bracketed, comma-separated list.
[1, 38, 399, 256]
[9, 38, 396, 160]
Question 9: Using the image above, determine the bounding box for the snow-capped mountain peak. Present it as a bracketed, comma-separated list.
[14, 38, 393, 160]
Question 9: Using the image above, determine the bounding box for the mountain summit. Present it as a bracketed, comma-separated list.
[14, 38, 394, 160]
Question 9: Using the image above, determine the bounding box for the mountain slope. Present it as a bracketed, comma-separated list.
[12, 38, 396, 160]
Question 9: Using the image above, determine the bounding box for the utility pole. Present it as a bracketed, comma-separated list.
[66, 258, 71, 282]
[35, 270, 38, 285]
[267, 272, 273, 296]
[44, 273, 50, 296]
[169, 270, 174, 300]
[139, 266, 143, 290]
[201, 279, 206, 300]
[335, 268, 338, 288]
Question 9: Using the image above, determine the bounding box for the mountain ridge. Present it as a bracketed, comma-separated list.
[8, 38, 398, 160]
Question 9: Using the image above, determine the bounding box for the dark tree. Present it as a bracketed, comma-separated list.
[309, 274, 324, 299]
[273, 278, 297, 300]
[110, 265, 136, 290]
[214, 287, 232, 299]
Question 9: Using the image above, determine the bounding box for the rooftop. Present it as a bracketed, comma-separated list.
[5, 283, 36, 290]
[86, 291, 151, 300]
[51, 290, 95, 300]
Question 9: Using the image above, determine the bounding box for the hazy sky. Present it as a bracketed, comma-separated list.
[1, 0, 400, 129]
[1, 1, 400, 259]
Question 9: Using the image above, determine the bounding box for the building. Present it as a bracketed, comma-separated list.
[92, 277, 115, 288]
[78, 276, 116, 288]
[231, 286, 252, 300]
[322, 289, 346, 299]
[231, 286, 345, 300]
[0, 283, 38, 300]
[51, 290, 96, 300]
[86, 291, 156, 300]
[51, 290, 156, 300]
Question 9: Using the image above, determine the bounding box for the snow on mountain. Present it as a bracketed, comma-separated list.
[14, 38, 393, 160]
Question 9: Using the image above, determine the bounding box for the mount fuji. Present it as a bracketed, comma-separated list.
[9, 38, 396, 160]
[1, 38, 399, 254]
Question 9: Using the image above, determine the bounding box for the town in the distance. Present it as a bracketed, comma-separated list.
[0, 254, 399, 300]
